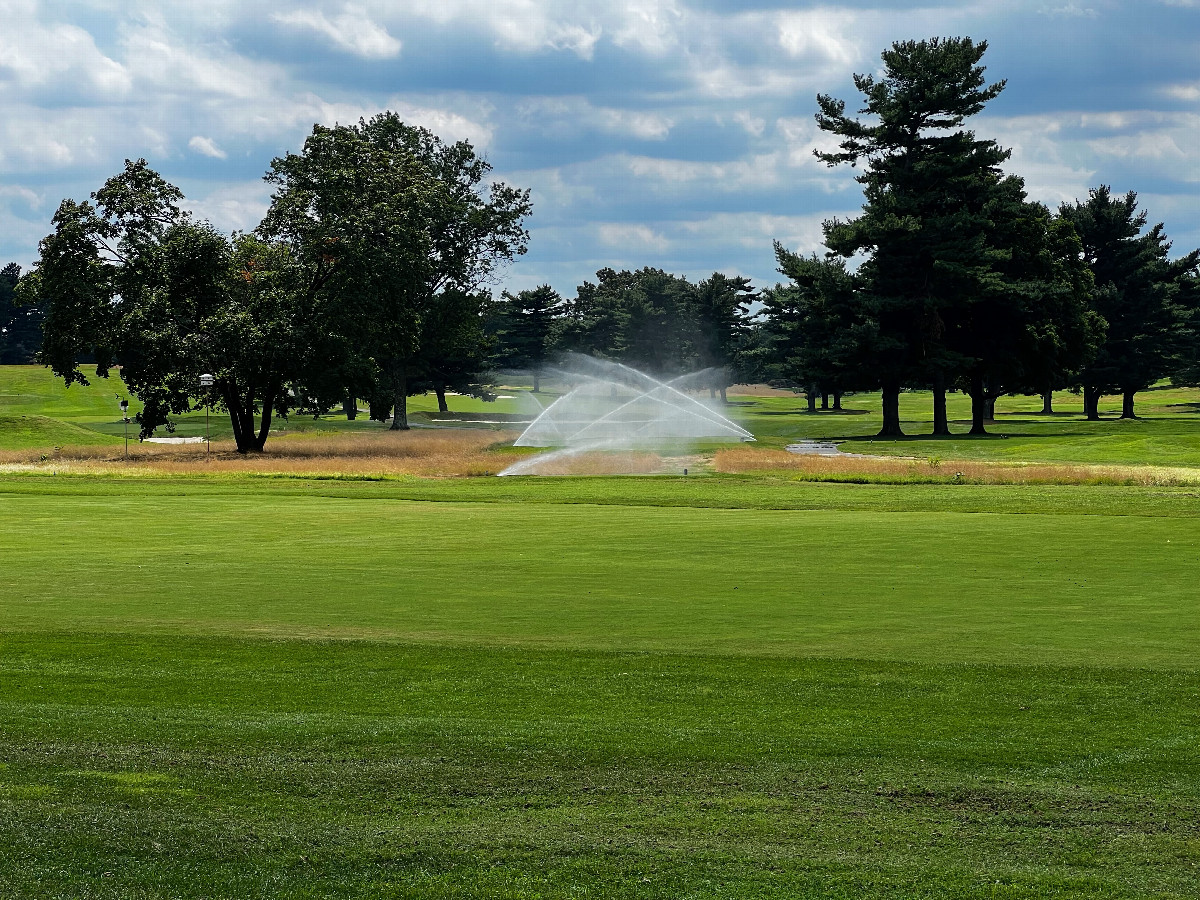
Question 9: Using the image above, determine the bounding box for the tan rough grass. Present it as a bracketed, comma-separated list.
[508, 450, 663, 476]
[0, 429, 521, 478]
[714, 447, 1200, 486]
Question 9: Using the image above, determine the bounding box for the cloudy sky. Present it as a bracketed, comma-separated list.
[2, 0, 1198, 296]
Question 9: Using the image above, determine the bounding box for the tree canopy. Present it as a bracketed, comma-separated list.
[261, 113, 531, 429]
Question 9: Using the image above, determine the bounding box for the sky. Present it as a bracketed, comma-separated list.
[2, 0, 1199, 297]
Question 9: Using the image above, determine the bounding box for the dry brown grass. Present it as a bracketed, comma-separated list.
[0, 429, 521, 478]
[714, 447, 1200, 486]
[504, 450, 663, 476]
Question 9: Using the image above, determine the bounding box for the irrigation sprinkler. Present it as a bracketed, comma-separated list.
[199, 373, 214, 453]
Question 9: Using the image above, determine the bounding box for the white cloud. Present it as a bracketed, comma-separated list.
[274, 5, 402, 59]
[517, 97, 671, 140]
[188, 136, 228, 159]
[121, 13, 284, 100]
[0, 0, 131, 99]
[776, 8, 860, 66]
[183, 181, 274, 234]
[598, 222, 669, 252]
[1165, 83, 1200, 102]
[1040, 2, 1099, 16]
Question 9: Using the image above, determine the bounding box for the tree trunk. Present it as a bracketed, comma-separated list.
[252, 392, 274, 451]
[821, 392, 829, 410]
[985, 395, 997, 422]
[833, 391, 842, 411]
[806, 388, 817, 413]
[532, 371, 541, 393]
[435, 386, 449, 413]
[345, 393, 357, 420]
[879, 380, 904, 437]
[968, 372, 988, 436]
[224, 383, 262, 453]
[720, 386, 727, 404]
[931, 374, 950, 436]
[1083, 385, 1101, 421]
[1120, 388, 1137, 419]
[1041, 391, 1053, 414]
[709, 388, 717, 399]
[390, 362, 409, 430]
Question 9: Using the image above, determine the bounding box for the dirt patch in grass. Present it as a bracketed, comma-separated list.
[714, 447, 1200, 486]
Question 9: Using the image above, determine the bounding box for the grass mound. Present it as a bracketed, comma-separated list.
[0, 414, 121, 451]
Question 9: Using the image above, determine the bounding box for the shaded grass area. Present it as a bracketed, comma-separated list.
[1, 634, 1198, 899]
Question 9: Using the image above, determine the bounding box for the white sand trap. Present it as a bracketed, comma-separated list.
[144, 436, 207, 444]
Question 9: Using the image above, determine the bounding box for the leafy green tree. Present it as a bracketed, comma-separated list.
[23, 159, 314, 451]
[492, 284, 562, 392]
[1059, 186, 1199, 419]
[262, 114, 530, 429]
[1170, 271, 1200, 388]
[815, 37, 1008, 436]
[1, 263, 45, 364]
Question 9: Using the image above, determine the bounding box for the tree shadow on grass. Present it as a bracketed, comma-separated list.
[1002, 410, 1084, 417]
[757, 408, 869, 416]
[839, 429, 1094, 444]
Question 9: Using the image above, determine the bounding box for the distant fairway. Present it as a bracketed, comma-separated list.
[2, 474, 1199, 897]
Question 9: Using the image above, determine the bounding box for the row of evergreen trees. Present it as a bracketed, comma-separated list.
[490, 39, 1200, 435]
[751, 37, 1200, 436]
[489, 270, 754, 401]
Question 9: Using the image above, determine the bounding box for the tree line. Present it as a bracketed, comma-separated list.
[14, 114, 530, 451]
[6, 37, 1200, 448]
[757, 37, 1200, 436]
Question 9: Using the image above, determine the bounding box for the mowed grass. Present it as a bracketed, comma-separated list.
[2, 475, 1200, 897]
[2, 480, 1200, 667]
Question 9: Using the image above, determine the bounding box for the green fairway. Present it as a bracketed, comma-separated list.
[1, 474, 1199, 897]
[3, 634, 1198, 899]
[2, 479, 1199, 668]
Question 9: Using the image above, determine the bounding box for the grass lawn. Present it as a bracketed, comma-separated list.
[1, 474, 1199, 897]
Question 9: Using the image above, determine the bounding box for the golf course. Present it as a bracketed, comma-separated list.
[0, 366, 1197, 898]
